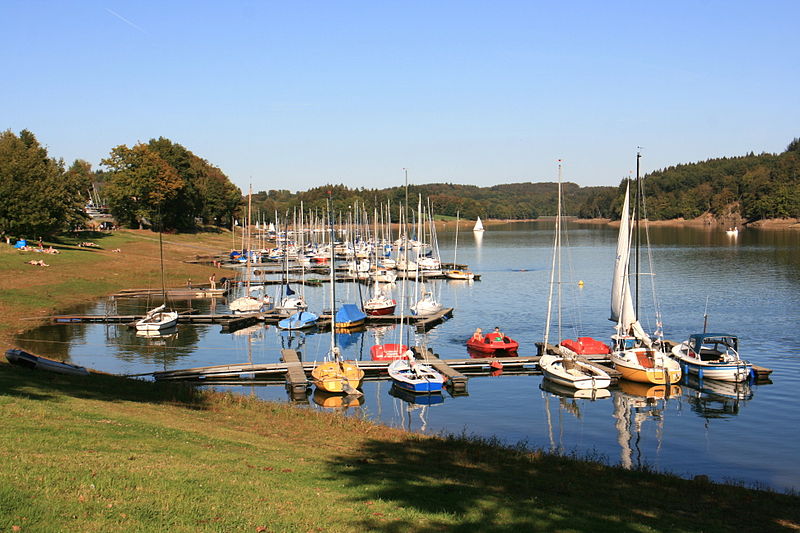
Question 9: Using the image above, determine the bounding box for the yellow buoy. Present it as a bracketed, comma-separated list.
[578, 280, 584, 287]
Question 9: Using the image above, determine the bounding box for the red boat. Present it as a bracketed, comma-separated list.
[466, 332, 519, 354]
[559, 337, 611, 356]
[363, 297, 396, 316]
[370, 343, 409, 361]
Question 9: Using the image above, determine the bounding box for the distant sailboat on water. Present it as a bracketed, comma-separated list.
[473, 216, 485, 232]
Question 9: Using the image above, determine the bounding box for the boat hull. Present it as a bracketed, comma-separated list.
[370, 343, 409, 361]
[671, 340, 753, 382]
[135, 311, 179, 331]
[466, 336, 519, 353]
[539, 354, 611, 390]
[5, 349, 89, 376]
[311, 361, 364, 394]
[611, 348, 682, 384]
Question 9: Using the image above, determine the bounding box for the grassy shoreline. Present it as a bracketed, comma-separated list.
[2, 229, 799, 531]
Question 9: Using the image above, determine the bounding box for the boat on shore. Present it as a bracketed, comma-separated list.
[5, 348, 89, 376]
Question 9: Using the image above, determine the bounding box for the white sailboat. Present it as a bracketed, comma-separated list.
[609, 153, 681, 385]
[445, 210, 474, 280]
[230, 186, 271, 314]
[539, 161, 610, 390]
[136, 228, 178, 332]
[473, 216, 485, 232]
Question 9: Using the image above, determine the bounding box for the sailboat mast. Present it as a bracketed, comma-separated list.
[328, 194, 337, 352]
[634, 152, 641, 318]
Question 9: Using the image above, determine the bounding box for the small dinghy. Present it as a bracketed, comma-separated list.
[466, 328, 519, 354]
[388, 353, 445, 394]
[5, 349, 89, 376]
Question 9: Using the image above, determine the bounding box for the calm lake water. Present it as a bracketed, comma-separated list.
[16, 222, 800, 493]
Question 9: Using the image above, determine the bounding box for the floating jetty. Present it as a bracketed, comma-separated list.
[50, 307, 454, 333]
[137, 346, 621, 401]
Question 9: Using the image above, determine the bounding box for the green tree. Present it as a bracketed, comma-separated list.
[0, 129, 86, 239]
[102, 144, 183, 229]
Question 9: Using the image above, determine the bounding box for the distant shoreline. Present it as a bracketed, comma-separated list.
[434, 217, 800, 230]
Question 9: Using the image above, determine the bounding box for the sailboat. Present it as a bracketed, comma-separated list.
[230, 186, 271, 314]
[136, 226, 178, 332]
[539, 161, 611, 390]
[388, 349, 444, 394]
[311, 196, 364, 395]
[473, 216, 485, 232]
[609, 153, 681, 385]
[445, 210, 474, 280]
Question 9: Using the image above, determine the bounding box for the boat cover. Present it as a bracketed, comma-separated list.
[335, 304, 367, 325]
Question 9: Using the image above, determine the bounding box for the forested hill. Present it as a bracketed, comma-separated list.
[252, 181, 617, 222]
[254, 138, 800, 223]
[617, 138, 800, 221]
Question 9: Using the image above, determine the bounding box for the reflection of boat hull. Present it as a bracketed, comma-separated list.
[539, 378, 611, 400]
[618, 380, 681, 399]
[313, 389, 365, 408]
[311, 361, 364, 393]
[611, 348, 682, 384]
[389, 384, 444, 405]
[5, 349, 89, 376]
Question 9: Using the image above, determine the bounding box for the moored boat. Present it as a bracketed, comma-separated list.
[671, 333, 753, 382]
[609, 155, 681, 385]
[335, 303, 367, 329]
[370, 343, 409, 361]
[277, 310, 319, 330]
[388, 353, 444, 394]
[135, 304, 179, 331]
[539, 350, 612, 390]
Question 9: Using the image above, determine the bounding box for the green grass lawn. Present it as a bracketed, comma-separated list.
[2, 360, 799, 532]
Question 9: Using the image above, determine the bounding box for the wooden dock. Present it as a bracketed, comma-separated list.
[281, 349, 309, 399]
[416, 347, 469, 394]
[51, 307, 454, 332]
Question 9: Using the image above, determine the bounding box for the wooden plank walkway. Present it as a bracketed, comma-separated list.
[281, 349, 309, 399]
[416, 347, 469, 394]
[52, 308, 455, 332]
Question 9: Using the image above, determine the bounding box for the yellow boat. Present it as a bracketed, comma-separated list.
[611, 346, 682, 385]
[311, 351, 364, 394]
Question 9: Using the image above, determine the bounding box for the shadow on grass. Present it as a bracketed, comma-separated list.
[0, 359, 208, 409]
[326, 432, 800, 532]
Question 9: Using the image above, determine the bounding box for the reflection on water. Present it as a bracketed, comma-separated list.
[13, 223, 800, 492]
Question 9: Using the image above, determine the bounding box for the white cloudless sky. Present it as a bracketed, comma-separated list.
[2, 0, 798, 192]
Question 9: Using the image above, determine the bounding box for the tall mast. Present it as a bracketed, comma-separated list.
[634, 151, 641, 318]
[327, 193, 337, 353]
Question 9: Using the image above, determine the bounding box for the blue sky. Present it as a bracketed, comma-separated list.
[2, 1, 798, 192]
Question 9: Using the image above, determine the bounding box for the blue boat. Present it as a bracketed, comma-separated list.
[334, 304, 367, 329]
[277, 310, 318, 330]
[388, 356, 445, 394]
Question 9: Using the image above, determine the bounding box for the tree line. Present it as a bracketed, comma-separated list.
[2, 128, 797, 242]
[0, 130, 242, 240]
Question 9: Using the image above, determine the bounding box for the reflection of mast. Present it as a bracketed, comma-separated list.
[613, 393, 633, 469]
[613, 384, 677, 470]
